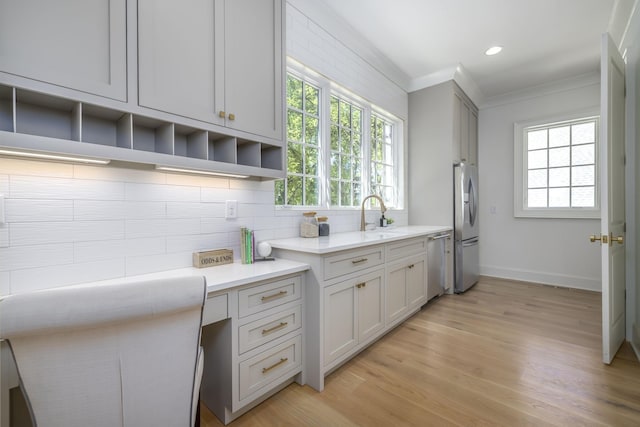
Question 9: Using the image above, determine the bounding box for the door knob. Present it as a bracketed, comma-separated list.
[610, 233, 624, 245]
[589, 234, 609, 244]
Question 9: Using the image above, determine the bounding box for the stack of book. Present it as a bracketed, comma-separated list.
[240, 227, 255, 264]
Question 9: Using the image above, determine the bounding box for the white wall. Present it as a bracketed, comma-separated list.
[478, 77, 602, 291]
[618, 0, 640, 355]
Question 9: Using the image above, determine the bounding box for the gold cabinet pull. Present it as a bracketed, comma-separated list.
[218, 111, 226, 119]
[261, 290, 287, 302]
[589, 234, 608, 244]
[351, 258, 368, 265]
[262, 357, 288, 374]
[355, 282, 366, 289]
[262, 322, 288, 336]
[228, 113, 235, 121]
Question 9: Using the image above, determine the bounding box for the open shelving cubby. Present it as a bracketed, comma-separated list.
[132, 115, 173, 155]
[0, 85, 14, 132]
[260, 143, 283, 170]
[236, 138, 261, 168]
[0, 83, 285, 179]
[174, 124, 207, 160]
[208, 134, 236, 164]
[82, 103, 132, 149]
[15, 89, 81, 142]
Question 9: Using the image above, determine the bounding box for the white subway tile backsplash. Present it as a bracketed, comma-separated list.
[165, 218, 201, 236]
[0, 174, 8, 194]
[125, 219, 167, 239]
[10, 176, 125, 200]
[0, 243, 74, 271]
[0, 158, 74, 178]
[125, 182, 200, 202]
[0, 225, 8, 248]
[73, 220, 125, 242]
[200, 202, 225, 218]
[125, 252, 192, 277]
[7, 199, 74, 222]
[74, 164, 166, 184]
[166, 202, 206, 219]
[10, 259, 125, 294]
[0, 272, 9, 295]
[74, 200, 125, 220]
[166, 233, 228, 253]
[10, 222, 74, 246]
[124, 201, 166, 219]
[74, 237, 165, 263]
[164, 172, 229, 189]
[201, 217, 229, 234]
[200, 187, 233, 203]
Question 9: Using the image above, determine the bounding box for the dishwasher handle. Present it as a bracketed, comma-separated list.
[429, 233, 451, 241]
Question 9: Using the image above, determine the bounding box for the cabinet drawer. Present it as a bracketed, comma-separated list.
[386, 237, 427, 262]
[238, 275, 302, 318]
[323, 246, 384, 281]
[238, 306, 302, 354]
[239, 335, 302, 401]
[202, 293, 228, 325]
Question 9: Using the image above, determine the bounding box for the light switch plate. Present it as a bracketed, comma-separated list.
[225, 200, 238, 219]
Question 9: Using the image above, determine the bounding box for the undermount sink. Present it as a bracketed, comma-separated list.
[366, 229, 401, 238]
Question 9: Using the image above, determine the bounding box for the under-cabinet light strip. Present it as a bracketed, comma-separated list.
[155, 165, 249, 179]
[0, 149, 111, 165]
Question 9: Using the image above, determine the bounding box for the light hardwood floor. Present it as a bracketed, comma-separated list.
[200, 277, 640, 426]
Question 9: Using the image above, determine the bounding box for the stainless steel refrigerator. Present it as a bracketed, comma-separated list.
[454, 162, 479, 293]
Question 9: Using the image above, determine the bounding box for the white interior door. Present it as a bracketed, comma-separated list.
[600, 33, 626, 364]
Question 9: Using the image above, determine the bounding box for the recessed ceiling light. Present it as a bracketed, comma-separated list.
[485, 46, 503, 56]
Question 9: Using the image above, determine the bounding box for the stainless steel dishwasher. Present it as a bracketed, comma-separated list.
[427, 232, 452, 300]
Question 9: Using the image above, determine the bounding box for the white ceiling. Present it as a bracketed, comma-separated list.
[320, 0, 617, 100]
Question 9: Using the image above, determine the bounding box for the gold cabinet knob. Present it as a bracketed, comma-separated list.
[218, 111, 226, 119]
[228, 113, 235, 121]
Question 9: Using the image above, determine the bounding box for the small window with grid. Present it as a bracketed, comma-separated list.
[330, 95, 363, 207]
[369, 114, 395, 208]
[515, 114, 599, 218]
[276, 74, 321, 206]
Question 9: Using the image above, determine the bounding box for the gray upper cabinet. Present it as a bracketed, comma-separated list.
[138, 0, 283, 141]
[0, 0, 127, 101]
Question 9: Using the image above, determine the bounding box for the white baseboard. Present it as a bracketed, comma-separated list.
[632, 324, 640, 362]
[480, 265, 601, 291]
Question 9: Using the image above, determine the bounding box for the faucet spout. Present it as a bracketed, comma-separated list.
[360, 195, 387, 231]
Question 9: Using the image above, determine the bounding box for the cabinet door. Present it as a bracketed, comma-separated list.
[357, 273, 384, 343]
[137, 0, 224, 126]
[0, 0, 127, 101]
[386, 264, 408, 324]
[459, 99, 470, 163]
[407, 258, 427, 308]
[469, 109, 478, 165]
[224, 0, 283, 140]
[323, 280, 357, 366]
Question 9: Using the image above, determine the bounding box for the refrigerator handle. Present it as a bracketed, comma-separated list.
[462, 238, 479, 247]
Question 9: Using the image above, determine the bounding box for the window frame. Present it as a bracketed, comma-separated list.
[278, 61, 403, 210]
[513, 109, 600, 219]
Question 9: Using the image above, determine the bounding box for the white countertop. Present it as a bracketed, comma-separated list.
[268, 225, 452, 254]
[68, 259, 310, 295]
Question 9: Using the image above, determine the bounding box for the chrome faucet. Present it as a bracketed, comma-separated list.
[360, 195, 387, 231]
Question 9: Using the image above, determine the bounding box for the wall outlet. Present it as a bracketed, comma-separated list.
[225, 200, 238, 219]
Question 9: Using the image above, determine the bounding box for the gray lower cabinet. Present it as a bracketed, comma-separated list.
[272, 236, 435, 392]
[201, 274, 303, 425]
[0, 0, 127, 101]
